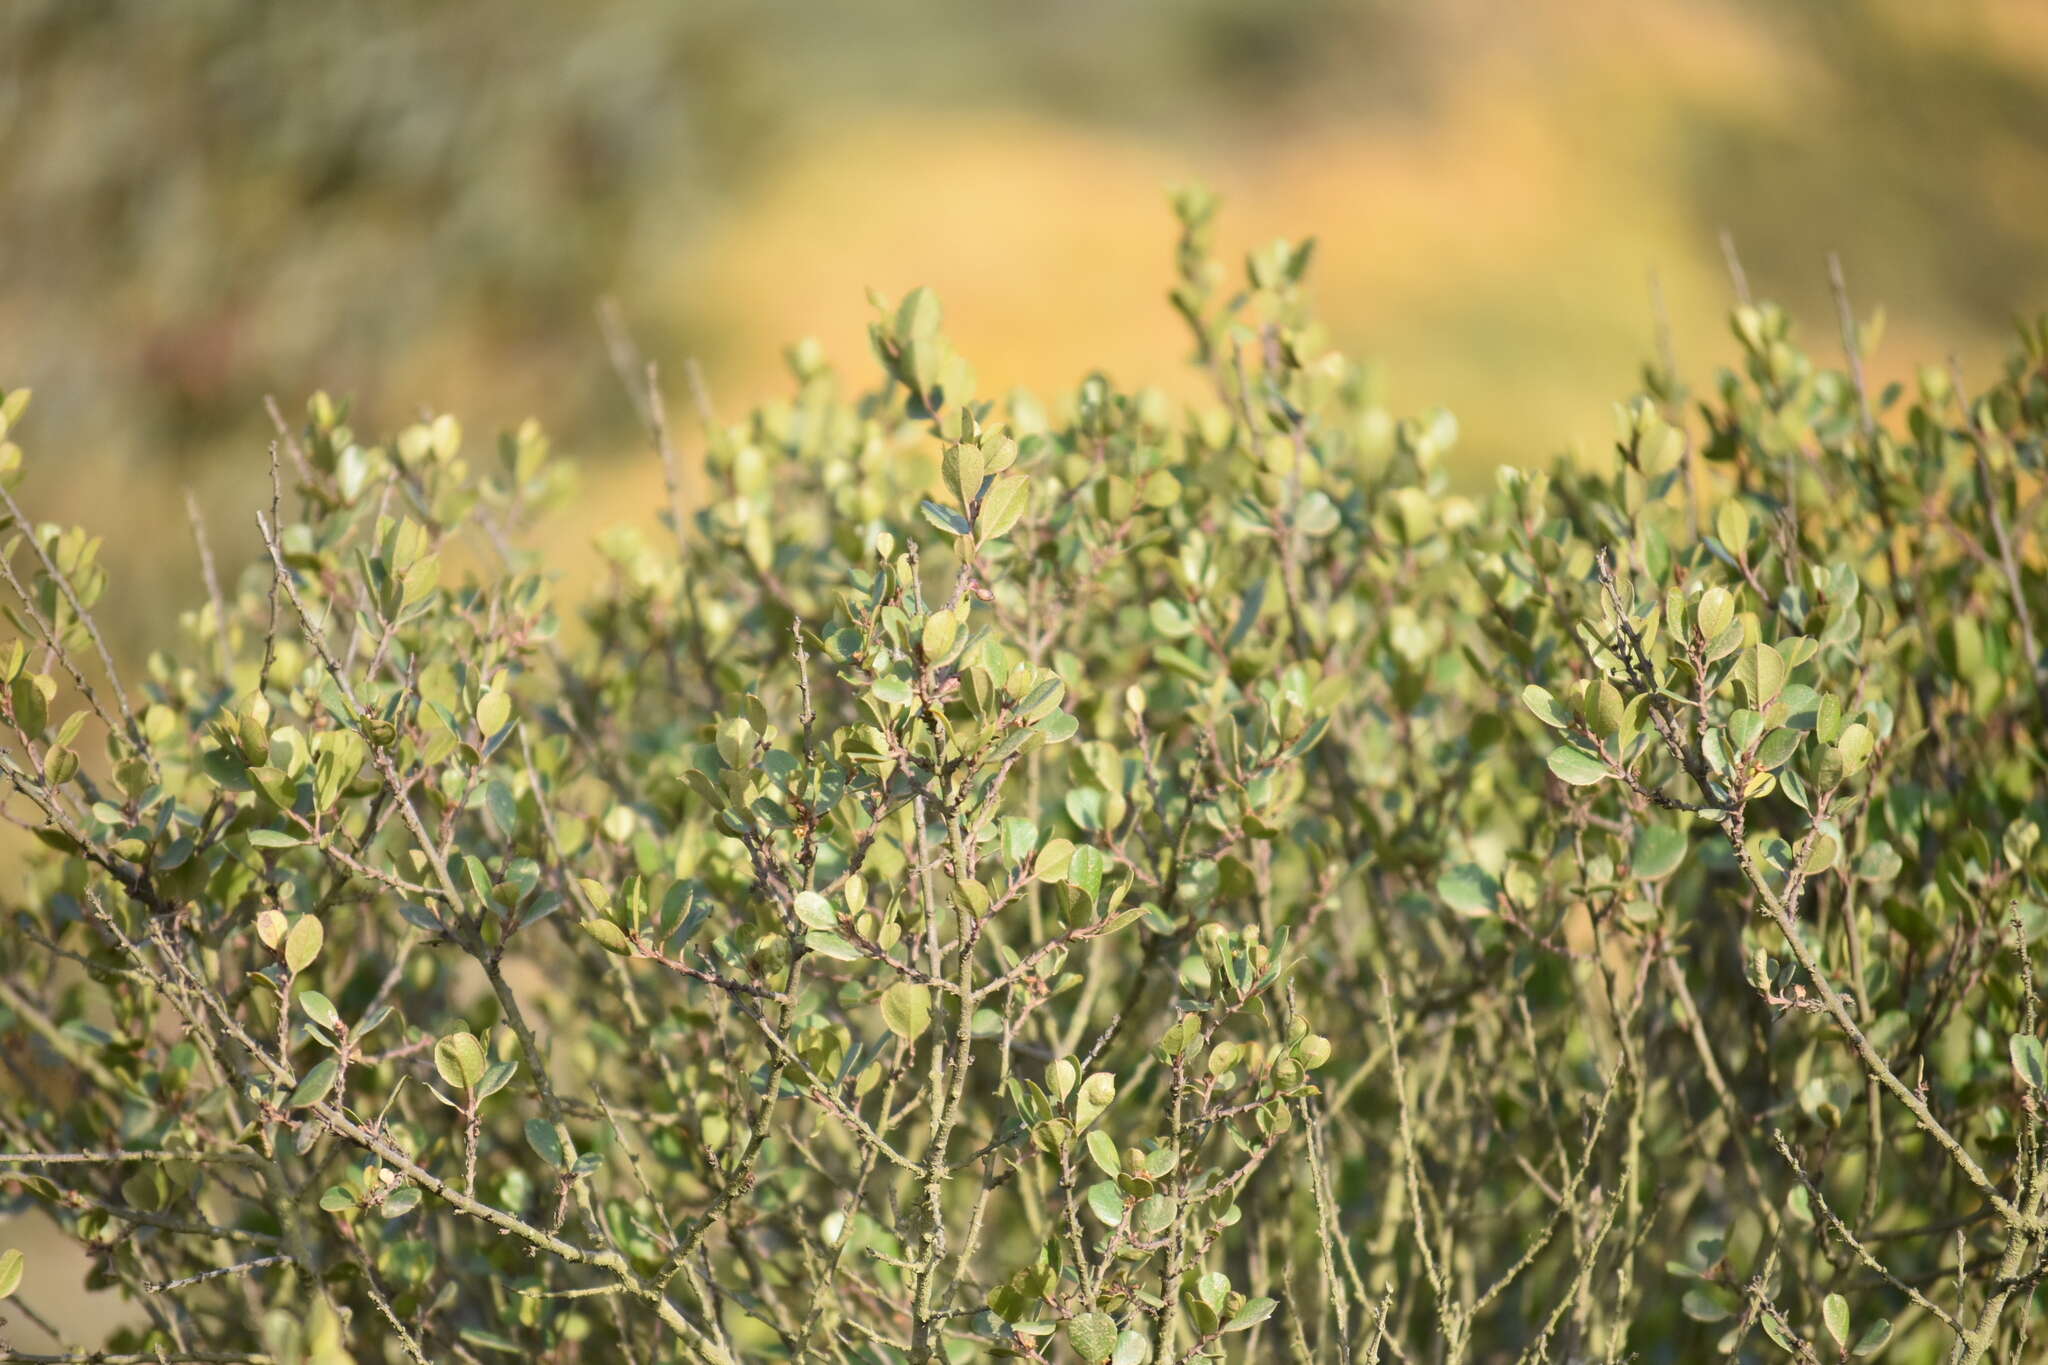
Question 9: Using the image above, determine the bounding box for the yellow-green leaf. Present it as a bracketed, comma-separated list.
[284, 915, 324, 975]
[435, 1031, 488, 1090]
[880, 982, 930, 1040]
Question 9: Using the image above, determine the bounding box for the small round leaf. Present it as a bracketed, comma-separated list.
[435, 1031, 489, 1091]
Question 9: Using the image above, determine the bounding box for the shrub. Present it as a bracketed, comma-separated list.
[0, 195, 2045, 1364]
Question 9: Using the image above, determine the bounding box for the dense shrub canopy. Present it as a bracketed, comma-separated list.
[1, 199, 2046, 1364]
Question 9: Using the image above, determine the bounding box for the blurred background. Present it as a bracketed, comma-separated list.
[3, 0, 2048, 653]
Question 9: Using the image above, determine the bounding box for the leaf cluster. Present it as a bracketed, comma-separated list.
[1, 200, 2046, 1364]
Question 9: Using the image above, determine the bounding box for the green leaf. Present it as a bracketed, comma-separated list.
[1149, 599, 1193, 640]
[0, 1247, 23, 1300]
[1067, 1311, 1117, 1364]
[1835, 722, 1875, 777]
[880, 982, 931, 1040]
[1225, 1296, 1277, 1331]
[11, 675, 47, 739]
[1747, 643, 1787, 706]
[977, 473, 1030, 539]
[1546, 745, 1610, 787]
[1629, 823, 1688, 881]
[942, 443, 985, 507]
[458, 854, 492, 900]
[1075, 1071, 1115, 1129]
[1066, 845, 1105, 903]
[581, 919, 633, 955]
[477, 1059, 519, 1099]
[1814, 691, 1845, 743]
[1716, 500, 1750, 555]
[1037, 837, 1075, 883]
[485, 780, 520, 834]
[1289, 488, 1336, 536]
[803, 931, 864, 962]
[1435, 864, 1499, 917]
[1588, 680, 1624, 735]
[793, 891, 837, 931]
[919, 500, 972, 538]
[435, 1031, 488, 1091]
[1760, 1312, 1796, 1351]
[1111, 1328, 1152, 1365]
[298, 990, 341, 1032]
[1755, 726, 1802, 770]
[288, 1058, 340, 1109]
[1002, 816, 1038, 865]
[1695, 586, 1735, 641]
[284, 915, 324, 975]
[1139, 468, 1181, 509]
[870, 674, 914, 708]
[41, 744, 78, 786]
[1822, 1292, 1849, 1349]
[1681, 1286, 1731, 1322]
[1085, 1179, 1124, 1225]
[1036, 711, 1079, 743]
[1520, 684, 1571, 729]
[1085, 1128, 1121, 1177]
[245, 762, 295, 812]
[1855, 840, 1902, 882]
[1018, 677, 1066, 723]
[921, 610, 959, 661]
[1852, 1319, 1892, 1355]
[247, 828, 303, 849]
[896, 285, 941, 339]
[476, 689, 512, 737]
[524, 1118, 567, 1170]
[2011, 1034, 2046, 1089]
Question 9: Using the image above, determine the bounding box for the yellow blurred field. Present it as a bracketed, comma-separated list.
[7, 2, 2046, 642]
